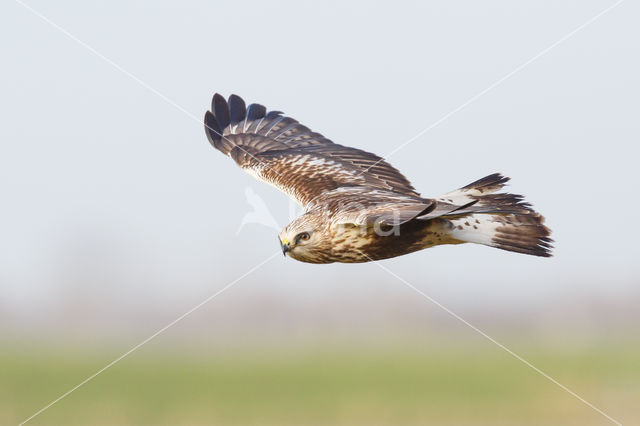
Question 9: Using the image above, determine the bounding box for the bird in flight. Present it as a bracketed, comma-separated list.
[204, 94, 552, 263]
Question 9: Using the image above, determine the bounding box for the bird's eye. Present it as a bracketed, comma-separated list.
[297, 232, 310, 242]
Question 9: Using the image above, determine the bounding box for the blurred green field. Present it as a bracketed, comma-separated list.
[2, 341, 638, 425]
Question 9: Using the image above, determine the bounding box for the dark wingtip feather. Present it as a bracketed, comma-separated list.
[212, 93, 230, 130]
[204, 111, 222, 146]
[463, 173, 510, 192]
[246, 103, 266, 120]
[210, 93, 223, 112]
[228, 94, 246, 125]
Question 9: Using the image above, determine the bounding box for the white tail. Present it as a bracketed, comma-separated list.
[438, 174, 552, 257]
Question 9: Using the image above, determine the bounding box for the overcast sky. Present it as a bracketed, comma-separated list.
[1, 1, 638, 325]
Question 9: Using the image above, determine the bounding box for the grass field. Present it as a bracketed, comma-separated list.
[2, 341, 638, 425]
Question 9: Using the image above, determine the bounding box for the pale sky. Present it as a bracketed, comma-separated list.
[1, 1, 639, 327]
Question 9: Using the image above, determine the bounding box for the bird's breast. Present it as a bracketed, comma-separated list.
[327, 224, 380, 262]
[327, 220, 442, 263]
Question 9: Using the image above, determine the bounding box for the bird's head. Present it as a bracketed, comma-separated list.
[279, 213, 331, 263]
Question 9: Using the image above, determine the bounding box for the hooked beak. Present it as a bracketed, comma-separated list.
[281, 239, 291, 256]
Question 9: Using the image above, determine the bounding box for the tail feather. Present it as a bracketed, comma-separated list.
[439, 173, 553, 257]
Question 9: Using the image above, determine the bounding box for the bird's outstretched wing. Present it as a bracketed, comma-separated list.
[204, 94, 420, 208]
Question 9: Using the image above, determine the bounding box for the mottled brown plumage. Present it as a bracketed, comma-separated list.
[205, 94, 552, 263]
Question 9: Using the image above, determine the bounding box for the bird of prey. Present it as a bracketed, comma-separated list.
[204, 94, 552, 264]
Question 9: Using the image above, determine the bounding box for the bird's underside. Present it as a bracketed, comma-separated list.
[204, 94, 552, 263]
